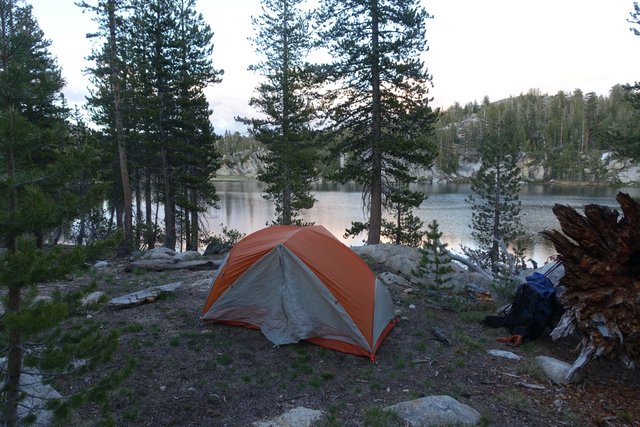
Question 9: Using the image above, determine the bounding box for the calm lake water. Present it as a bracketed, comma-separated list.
[206, 178, 640, 266]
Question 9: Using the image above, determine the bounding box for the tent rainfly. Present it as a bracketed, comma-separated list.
[201, 225, 397, 360]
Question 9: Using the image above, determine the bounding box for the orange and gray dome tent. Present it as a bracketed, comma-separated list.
[201, 225, 397, 361]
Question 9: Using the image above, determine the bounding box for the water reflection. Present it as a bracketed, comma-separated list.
[207, 178, 640, 266]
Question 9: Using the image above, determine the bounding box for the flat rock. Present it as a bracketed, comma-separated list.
[384, 395, 481, 426]
[487, 349, 522, 361]
[109, 282, 182, 308]
[253, 407, 324, 427]
[535, 356, 583, 384]
[93, 260, 109, 268]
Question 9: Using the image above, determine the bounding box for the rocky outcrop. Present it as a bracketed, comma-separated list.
[217, 149, 267, 177]
[216, 147, 640, 184]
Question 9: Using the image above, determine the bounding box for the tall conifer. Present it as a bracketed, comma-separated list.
[316, 0, 438, 243]
[0, 2, 118, 424]
[238, 0, 318, 225]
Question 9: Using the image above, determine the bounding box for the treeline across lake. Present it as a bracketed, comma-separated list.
[433, 86, 640, 182]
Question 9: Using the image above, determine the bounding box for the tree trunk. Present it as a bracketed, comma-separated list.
[162, 146, 176, 250]
[107, 0, 133, 256]
[135, 167, 143, 247]
[2, 133, 21, 427]
[542, 192, 640, 376]
[188, 189, 198, 251]
[145, 168, 154, 249]
[367, 1, 382, 245]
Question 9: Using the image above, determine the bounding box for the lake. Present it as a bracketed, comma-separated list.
[206, 178, 640, 266]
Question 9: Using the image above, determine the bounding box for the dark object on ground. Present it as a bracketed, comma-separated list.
[541, 192, 640, 379]
[124, 259, 220, 272]
[481, 272, 563, 342]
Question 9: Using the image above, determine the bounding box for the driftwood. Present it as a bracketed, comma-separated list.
[541, 192, 640, 380]
[109, 282, 182, 308]
[124, 259, 221, 272]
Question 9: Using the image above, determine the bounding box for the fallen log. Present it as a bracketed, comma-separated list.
[541, 192, 640, 380]
[124, 259, 221, 272]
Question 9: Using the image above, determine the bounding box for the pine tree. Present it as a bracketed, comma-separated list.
[238, 0, 318, 225]
[316, 0, 438, 243]
[80, 0, 134, 254]
[466, 104, 524, 272]
[415, 220, 454, 288]
[171, 0, 222, 249]
[380, 184, 425, 247]
[0, 2, 118, 424]
[84, 0, 222, 250]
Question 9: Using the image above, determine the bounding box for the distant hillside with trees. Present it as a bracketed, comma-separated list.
[433, 85, 640, 183]
[219, 84, 640, 185]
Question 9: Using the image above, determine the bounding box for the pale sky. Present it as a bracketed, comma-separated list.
[29, 0, 640, 134]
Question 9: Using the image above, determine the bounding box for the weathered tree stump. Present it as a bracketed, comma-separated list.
[541, 192, 640, 380]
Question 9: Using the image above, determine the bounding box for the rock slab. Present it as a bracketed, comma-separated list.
[384, 395, 481, 426]
[253, 407, 324, 427]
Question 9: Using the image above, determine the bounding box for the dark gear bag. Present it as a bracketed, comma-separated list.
[481, 271, 563, 342]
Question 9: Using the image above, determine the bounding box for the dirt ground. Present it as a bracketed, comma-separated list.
[49, 258, 640, 427]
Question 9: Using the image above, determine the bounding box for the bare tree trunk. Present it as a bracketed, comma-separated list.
[367, 1, 382, 245]
[161, 146, 176, 249]
[188, 189, 199, 251]
[145, 168, 154, 249]
[107, 0, 133, 256]
[135, 167, 143, 247]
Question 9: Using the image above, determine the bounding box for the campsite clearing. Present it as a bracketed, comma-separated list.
[47, 253, 639, 426]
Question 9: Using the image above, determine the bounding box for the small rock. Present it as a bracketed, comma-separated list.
[81, 291, 105, 307]
[487, 349, 522, 361]
[384, 395, 481, 426]
[93, 260, 109, 268]
[160, 386, 167, 391]
[253, 407, 324, 427]
[409, 304, 416, 309]
[535, 356, 583, 384]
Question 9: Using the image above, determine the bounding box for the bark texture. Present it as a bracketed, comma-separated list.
[541, 192, 640, 379]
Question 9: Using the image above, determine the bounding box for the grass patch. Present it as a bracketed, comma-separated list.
[123, 322, 144, 333]
[217, 353, 233, 366]
[363, 407, 405, 427]
[496, 389, 531, 410]
[458, 309, 489, 323]
[516, 361, 546, 383]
